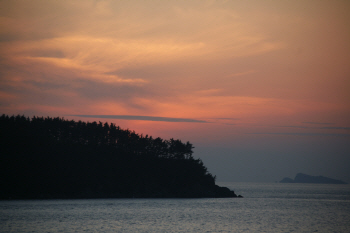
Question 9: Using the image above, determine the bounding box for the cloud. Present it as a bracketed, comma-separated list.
[302, 122, 334, 125]
[278, 125, 350, 131]
[321, 127, 350, 130]
[278, 125, 311, 129]
[71, 115, 208, 123]
[249, 132, 350, 137]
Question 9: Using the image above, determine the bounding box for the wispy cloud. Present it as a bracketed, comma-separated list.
[302, 122, 334, 125]
[321, 127, 350, 130]
[278, 125, 350, 130]
[71, 115, 208, 123]
[248, 132, 350, 137]
[278, 125, 311, 129]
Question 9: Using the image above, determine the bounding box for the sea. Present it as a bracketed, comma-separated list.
[1, 182, 349, 233]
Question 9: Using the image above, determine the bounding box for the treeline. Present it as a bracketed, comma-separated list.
[0, 114, 239, 199]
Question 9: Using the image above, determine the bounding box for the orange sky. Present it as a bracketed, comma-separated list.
[1, 0, 349, 182]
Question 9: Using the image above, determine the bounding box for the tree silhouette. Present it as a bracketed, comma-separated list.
[0, 114, 239, 199]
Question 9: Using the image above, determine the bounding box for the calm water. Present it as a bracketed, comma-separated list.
[1, 182, 350, 232]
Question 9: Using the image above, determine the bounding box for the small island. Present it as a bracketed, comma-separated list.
[280, 173, 347, 184]
[0, 114, 242, 199]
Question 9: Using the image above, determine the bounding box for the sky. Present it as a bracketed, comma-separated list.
[1, 0, 350, 182]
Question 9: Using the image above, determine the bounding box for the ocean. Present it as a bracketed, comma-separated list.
[1, 182, 349, 232]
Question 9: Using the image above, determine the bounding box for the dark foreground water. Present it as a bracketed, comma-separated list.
[1, 182, 349, 232]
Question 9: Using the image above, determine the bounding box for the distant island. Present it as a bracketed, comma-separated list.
[280, 173, 347, 184]
[0, 114, 242, 199]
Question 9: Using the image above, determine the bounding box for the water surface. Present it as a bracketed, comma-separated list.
[1, 182, 349, 232]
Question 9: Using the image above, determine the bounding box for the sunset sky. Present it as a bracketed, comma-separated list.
[1, 0, 349, 182]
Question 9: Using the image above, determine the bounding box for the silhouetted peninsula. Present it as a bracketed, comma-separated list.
[1, 114, 241, 199]
[280, 173, 347, 184]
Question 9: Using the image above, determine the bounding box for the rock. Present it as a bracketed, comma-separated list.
[280, 173, 347, 184]
[280, 177, 295, 183]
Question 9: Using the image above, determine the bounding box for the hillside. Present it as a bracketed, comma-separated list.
[0, 114, 241, 199]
